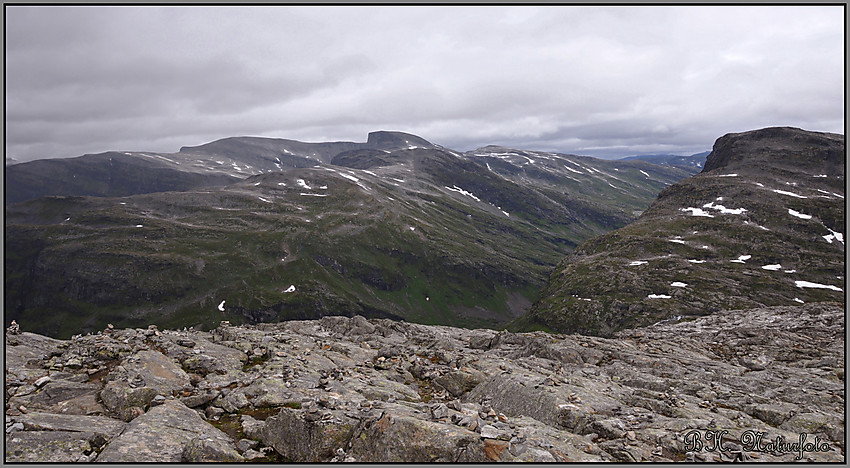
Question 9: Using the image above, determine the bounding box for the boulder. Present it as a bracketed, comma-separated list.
[261, 407, 360, 462]
[97, 399, 239, 462]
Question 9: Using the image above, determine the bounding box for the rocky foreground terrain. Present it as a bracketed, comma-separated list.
[5, 302, 844, 462]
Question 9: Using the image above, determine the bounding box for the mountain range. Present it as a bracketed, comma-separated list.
[5, 131, 695, 338]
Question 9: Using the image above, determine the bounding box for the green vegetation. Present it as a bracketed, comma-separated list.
[5, 147, 691, 338]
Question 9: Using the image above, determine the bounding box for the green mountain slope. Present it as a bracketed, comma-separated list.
[5, 135, 691, 338]
[518, 127, 845, 336]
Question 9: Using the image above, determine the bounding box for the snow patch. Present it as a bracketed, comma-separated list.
[647, 294, 672, 299]
[339, 173, 359, 183]
[258, 197, 272, 203]
[445, 186, 481, 202]
[761, 264, 782, 271]
[702, 201, 747, 215]
[795, 281, 842, 292]
[793, 298, 805, 304]
[717, 173, 738, 177]
[730, 255, 751, 264]
[668, 239, 686, 244]
[639, 170, 650, 178]
[218, 300, 226, 312]
[688, 259, 706, 264]
[628, 261, 648, 266]
[773, 189, 807, 199]
[823, 229, 844, 244]
[283, 285, 296, 293]
[135, 224, 144, 228]
[300, 193, 327, 197]
[788, 209, 812, 220]
[563, 164, 583, 174]
[296, 179, 312, 190]
[681, 207, 714, 217]
[670, 282, 687, 288]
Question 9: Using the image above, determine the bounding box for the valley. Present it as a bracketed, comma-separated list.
[5, 131, 693, 338]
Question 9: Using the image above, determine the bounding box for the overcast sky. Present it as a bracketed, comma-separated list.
[5, 5, 845, 162]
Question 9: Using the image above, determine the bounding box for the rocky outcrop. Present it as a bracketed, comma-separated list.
[5, 305, 845, 462]
[702, 127, 844, 174]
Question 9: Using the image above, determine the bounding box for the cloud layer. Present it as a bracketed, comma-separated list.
[5, 5, 844, 161]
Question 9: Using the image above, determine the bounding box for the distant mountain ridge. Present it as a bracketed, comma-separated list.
[519, 127, 845, 336]
[5, 131, 436, 205]
[619, 151, 709, 170]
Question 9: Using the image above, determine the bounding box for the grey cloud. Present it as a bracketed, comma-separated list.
[5, 5, 843, 162]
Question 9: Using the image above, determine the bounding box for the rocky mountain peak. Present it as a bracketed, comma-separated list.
[365, 131, 434, 150]
[702, 126, 844, 173]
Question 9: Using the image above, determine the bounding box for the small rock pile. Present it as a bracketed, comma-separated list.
[4, 302, 845, 462]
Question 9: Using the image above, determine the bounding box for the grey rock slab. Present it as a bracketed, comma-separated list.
[120, 349, 190, 394]
[18, 378, 105, 415]
[180, 339, 248, 376]
[96, 399, 237, 463]
[13, 412, 126, 443]
[5, 430, 95, 462]
[348, 411, 487, 462]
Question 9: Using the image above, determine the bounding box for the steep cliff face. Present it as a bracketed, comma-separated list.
[4, 303, 845, 462]
[522, 127, 845, 336]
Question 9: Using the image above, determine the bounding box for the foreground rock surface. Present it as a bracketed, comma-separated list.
[5, 303, 845, 462]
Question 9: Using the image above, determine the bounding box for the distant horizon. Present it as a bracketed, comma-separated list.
[4, 128, 716, 164]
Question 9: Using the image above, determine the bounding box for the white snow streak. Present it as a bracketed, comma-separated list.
[795, 281, 842, 292]
[563, 164, 583, 174]
[773, 189, 807, 199]
[218, 300, 226, 311]
[702, 202, 747, 215]
[681, 207, 714, 217]
[670, 282, 687, 288]
[823, 229, 844, 244]
[730, 255, 751, 263]
[445, 186, 481, 202]
[788, 209, 812, 220]
[647, 294, 672, 299]
[283, 285, 296, 293]
[761, 264, 782, 271]
[296, 179, 312, 190]
[629, 261, 648, 266]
